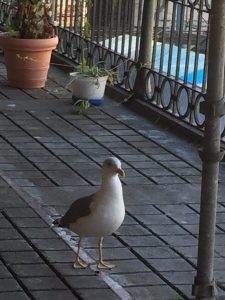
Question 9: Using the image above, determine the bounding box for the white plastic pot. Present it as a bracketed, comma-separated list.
[69, 72, 108, 101]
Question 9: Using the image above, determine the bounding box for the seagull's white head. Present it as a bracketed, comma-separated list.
[102, 157, 125, 177]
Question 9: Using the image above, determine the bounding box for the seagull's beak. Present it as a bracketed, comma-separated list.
[117, 168, 125, 177]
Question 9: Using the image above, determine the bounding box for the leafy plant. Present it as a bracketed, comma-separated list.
[75, 60, 116, 86]
[73, 99, 91, 114]
[66, 60, 116, 92]
[8, 0, 55, 39]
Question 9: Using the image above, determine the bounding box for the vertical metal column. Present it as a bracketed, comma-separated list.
[192, 1, 225, 299]
[133, 0, 156, 98]
[51, 0, 56, 24]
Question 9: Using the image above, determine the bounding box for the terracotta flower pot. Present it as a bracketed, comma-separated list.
[0, 36, 58, 88]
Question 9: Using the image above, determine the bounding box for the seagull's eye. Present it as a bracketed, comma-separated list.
[107, 162, 112, 166]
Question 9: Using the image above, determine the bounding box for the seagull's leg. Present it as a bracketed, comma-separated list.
[73, 237, 88, 269]
[97, 237, 115, 269]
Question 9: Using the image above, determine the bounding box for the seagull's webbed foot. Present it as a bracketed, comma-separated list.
[73, 237, 88, 268]
[97, 260, 115, 270]
[97, 237, 116, 270]
[73, 258, 88, 269]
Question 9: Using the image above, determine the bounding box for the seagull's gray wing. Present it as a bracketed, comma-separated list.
[60, 194, 95, 226]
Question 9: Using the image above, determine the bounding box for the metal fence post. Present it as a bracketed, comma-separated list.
[51, 0, 56, 24]
[133, 0, 156, 98]
[192, 1, 225, 299]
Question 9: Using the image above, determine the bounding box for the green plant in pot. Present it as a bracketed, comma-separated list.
[0, 0, 58, 88]
[68, 59, 116, 114]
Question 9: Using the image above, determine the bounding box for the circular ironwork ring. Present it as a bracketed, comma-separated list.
[74, 37, 89, 64]
[115, 56, 126, 86]
[194, 93, 206, 128]
[91, 45, 101, 66]
[205, 0, 211, 11]
[70, 35, 79, 61]
[160, 78, 173, 110]
[187, 0, 200, 7]
[103, 51, 113, 70]
[176, 86, 190, 119]
[58, 29, 68, 55]
[145, 69, 156, 101]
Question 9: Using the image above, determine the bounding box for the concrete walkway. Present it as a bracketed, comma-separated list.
[1, 57, 225, 300]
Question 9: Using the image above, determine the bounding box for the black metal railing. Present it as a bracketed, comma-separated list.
[0, 0, 16, 27]
[53, 0, 144, 91]
[0, 0, 215, 133]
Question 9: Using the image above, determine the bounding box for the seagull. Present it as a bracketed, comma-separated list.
[53, 157, 125, 270]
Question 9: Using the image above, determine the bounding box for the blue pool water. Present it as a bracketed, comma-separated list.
[103, 36, 205, 87]
[153, 43, 205, 86]
[180, 70, 204, 86]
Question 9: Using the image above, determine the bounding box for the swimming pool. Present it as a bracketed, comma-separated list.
[103, 35, 205, 87]
[153, 43, 205, 87]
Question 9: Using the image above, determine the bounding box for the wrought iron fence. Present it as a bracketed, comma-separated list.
[0, 0, 216, 133]
[52, 0, 144, 92]
[148, 0, 210, 129]
[0, 0, 16, 26]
